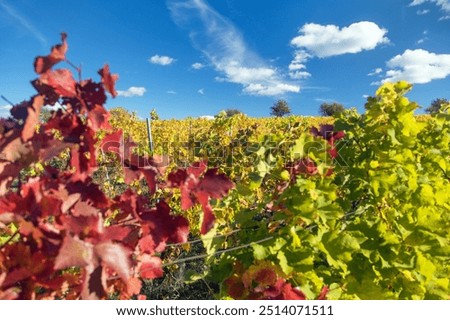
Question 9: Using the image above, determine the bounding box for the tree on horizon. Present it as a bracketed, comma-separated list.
[319, 102, 345, 116]
[270, 100, 291, 117]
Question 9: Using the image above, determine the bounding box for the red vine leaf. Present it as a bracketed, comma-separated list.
[98, 64, 119, 98]
[311, 125, 345, 159]
[87, 104, 111, 131]
[82, 265, 106, 300]
[198, 168, 235, 199]
[22, 95, 44, 141]
[139, 201, 189, 252]
[168, 162, 234, 234]
[138, 235, 157, 254]
[286, 158, 318, 179]
[39, 69, 76, 97]
[59, 214, 102, 236]
[126, 277, 142, 297]
[225, 277, 245, 300]
[100, 130, 123, 155]
[95, 241, 131, 282]
[54, 235, 94, 270]
[139, 256, 163, 279]
[78, 80, 107, 112]
[34, 33, 68, 74]
[316, 286, 329, 300]
[275, 281, 306, 300]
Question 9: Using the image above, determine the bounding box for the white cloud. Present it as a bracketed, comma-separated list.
[315, 98, 339, 103]
[191, 62, 204, 69]
[198, 88, 204, 95]
[167, 90, 177, 94]
[416, 30, 429, 44]
[117, 86, 147, 97]
[288, 50, 311, 79]
[222, 63, 275, 83]
[410, 0, 450, 19]
[149, 55, 175, 66]
[0, 104, 12, 118]
[289, 50, 310, 70]
[417, 9, 430, 14]
[199, 115, 214, 120]
[289, 21, 388, 79]
[243, 83, 300, 96]
[289, 71, 312, 80]
[291, 21, 389, 58]
[368, 68, 383, 76]
[410, 0, 450, 12]
[381, 49, 450, 84]
[168, 0, 299, 96]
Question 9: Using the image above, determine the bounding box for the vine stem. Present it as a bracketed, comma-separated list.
[1, 95, 15, 106]
[107, 236, 273, 281]
[65, 59, 82, 81]
[162, 236, 273, 268]
[166, 229, 241, 247]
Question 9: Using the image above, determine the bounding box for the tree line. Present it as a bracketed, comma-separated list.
[221, 97, 448, 118]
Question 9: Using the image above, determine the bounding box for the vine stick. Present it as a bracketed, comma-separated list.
[166, 229, 241, 247]
[162, 236, 273, 268]
[107, 236, 273, 281]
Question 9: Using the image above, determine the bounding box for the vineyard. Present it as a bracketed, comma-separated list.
[0, 34, 449, 300]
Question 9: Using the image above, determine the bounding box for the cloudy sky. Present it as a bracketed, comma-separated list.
[0, 0, 449, 118]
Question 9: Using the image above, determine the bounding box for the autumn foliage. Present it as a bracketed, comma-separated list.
[0, 34, 236, 299]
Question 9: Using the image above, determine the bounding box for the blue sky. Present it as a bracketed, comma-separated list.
[1, 0, 449, 119]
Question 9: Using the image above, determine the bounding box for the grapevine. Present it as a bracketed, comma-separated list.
[1, 34, 449, 301]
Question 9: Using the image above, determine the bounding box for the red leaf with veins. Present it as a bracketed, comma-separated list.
[126, 277, 142, 297]
[187, 160, 207, 177]
[167, 169, 188, 187]
[10, 101, 29, 122]
[54, 235, 94, 270]
[101, 132, 160, 193]
[98, 64, 119, 98]
[139, 256, 163, 279]
[286, 158, 318, 179]
[112, 188, 138, 219]
[59, 214, 102, 235]
[138, 235, 157, 254]
[66, 179, 110, 209]
[34, 33, 68, 74]
[71, 200, 99, 217]
[168, 162, 234, 234]
[31, 79, 60, 106]
[100, 130, 123, 156]
[316, 286, 329, 300]
[22, 95, 44, 141]
[311, 124, 345, 159]
[82, 265, 106, 300]
[197, 193, 215, 235]
[276, 282, 306, 300]
[95, 242, 131, 282]
[225, 277, 245, 299]
[198, 168, 235, 199]
[101, 225, 134, 243]
[88, 104, 111, 130]
[139, 201, 189, 252]
[78, 80, 107, 111]
[40, 69, 76, 97]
